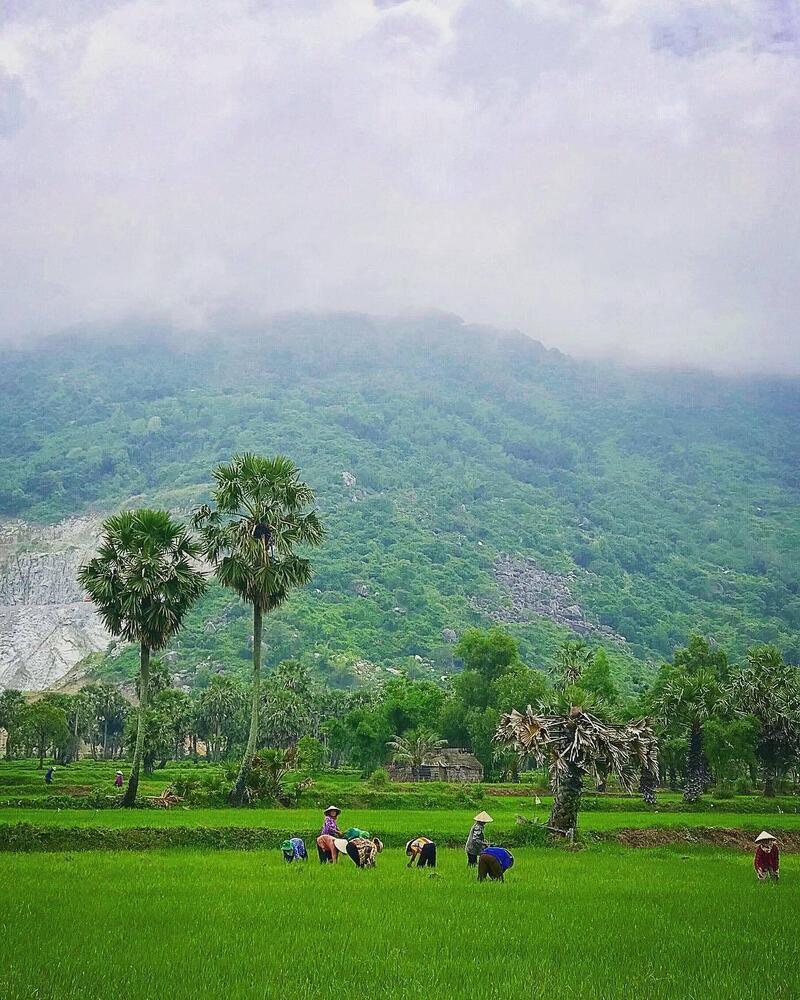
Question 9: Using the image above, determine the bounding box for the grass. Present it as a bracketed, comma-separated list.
[0, 846, 796, 1000]
[2, 805, 799, 835]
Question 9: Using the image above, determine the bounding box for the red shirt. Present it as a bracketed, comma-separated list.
[754, 844, 779, 873]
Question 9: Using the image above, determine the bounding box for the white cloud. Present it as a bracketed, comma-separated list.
[1, 0, 798, 373]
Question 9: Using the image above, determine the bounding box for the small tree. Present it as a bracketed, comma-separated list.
[22, 701, 69, 769]
[495, 706, 658, 834]
[79, 509, 206, 805]
[387, 730, 448, 779]
[0, 690, 26, 759]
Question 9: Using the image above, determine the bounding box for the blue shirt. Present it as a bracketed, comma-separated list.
[483, 846, 514, 871]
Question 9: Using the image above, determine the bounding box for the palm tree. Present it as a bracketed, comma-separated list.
[387, 731, 448, 779]
[78, 509, 206, 806]
[193, 454, 323, 803]
[729, 645, 800, 797]
[494, 706, 658, 834]
[655, 669, 722, 802]
[555, 640, 594, 687]
[198, 675, 243, 761]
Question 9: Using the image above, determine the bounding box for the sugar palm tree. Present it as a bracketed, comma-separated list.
[494, 706, 658, 833]
[655, 669, 722, 802]
[387, 731, 448, 779]
[555, 640, 594, 687]
[78, 509, 206, 806]
[729, 645, 800, 797]
[193, 454, 323, 804]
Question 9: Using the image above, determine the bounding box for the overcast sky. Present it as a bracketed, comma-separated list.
[1, 1, 798, 374]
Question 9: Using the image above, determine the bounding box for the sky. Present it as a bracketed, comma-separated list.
[1, 0, 798, 374]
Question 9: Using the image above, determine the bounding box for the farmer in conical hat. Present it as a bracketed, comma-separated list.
[465, 811, 493, 867]
[320, 805, 342, 837]
[754, 831, 779, 882]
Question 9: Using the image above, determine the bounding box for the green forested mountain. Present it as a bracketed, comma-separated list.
[2, 314, 798, 691]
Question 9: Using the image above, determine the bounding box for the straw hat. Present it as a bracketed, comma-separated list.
[474, 811, 494, 823]
[755, 831, 777, 843]
[333, 838, 349, 853]
[324, 805, 341, 815]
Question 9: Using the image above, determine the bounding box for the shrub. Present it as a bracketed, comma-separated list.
[368, 768, 390, 788]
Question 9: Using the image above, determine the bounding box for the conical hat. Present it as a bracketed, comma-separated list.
[333, 838, 349, 853]
[755, 831, 777, 843]
[324, 805, 341, 815]
[474, 811, 493, 823]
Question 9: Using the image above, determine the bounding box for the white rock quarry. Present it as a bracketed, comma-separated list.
[0, 517, 110, 691]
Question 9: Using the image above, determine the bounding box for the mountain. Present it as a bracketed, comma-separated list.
[1, 313, 798, 693]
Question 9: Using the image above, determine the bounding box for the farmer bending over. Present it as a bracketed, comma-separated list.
[478, 846, 514, 883]
[339, 836, 384, 869]
[406, 836, 436, 868]
[281, 837, 308, 863]
[754, 831, 779, 882]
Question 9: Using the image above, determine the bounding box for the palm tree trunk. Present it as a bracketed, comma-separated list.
[683, 719, 704, 803]
[549, 762, 582, 833]
[230, 603, 263, 804]
[123, 643, 150, 807]
[763, 766, 776, 797]
[639, 768, 658, 805]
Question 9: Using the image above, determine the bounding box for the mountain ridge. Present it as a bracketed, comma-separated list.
[2, 313, 798, 692]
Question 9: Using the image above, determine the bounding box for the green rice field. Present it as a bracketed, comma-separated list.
[1, 846, 796, 1000]
[2, 804, 800, 834]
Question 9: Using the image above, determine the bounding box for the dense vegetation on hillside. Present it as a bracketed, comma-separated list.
[2, 314, 798, 690]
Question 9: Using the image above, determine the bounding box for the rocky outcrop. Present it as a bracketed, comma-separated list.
[472, 554, 625, 643]
[0, 518, 110, 691]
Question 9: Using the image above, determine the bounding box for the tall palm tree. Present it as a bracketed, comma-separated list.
[494, 706, 658, 833]
[78, 509, 206, 806]
[729, 645, 800, 796]
[193, 454, 323, 803]
[387, 731, 448, 779]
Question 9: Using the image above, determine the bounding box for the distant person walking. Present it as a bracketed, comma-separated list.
[114, 770, 124, 789]
[406, 836, 437, 868]
[320, 806, 342, 837]
[466, 812, 492, 867]
[754, 831, 779, 882]
[478, 846, 514, 883]
[44, 767, 54, 785]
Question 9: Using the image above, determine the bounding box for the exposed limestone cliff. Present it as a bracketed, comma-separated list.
[0, 518, 110, 691]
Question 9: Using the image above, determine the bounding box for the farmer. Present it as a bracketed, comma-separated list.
[281, 837, 308, 863]
[478, 845, 515, 883]
[754, 831, 780, 882]
[316, 834, 340, 863]
[466, 812, 493, 866]
[44, 766, 54, 785]
[114, 770, 124, 789]
[339, 836, 384, 869]
[406, 836, 437, 868]
[320, 805, 342, 837]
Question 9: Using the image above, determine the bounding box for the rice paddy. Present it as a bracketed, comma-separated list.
[2, 760, 798, 998]
[1, 846, 796, 1000]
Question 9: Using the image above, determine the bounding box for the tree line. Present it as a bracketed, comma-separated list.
[1, 452, 798, 821]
